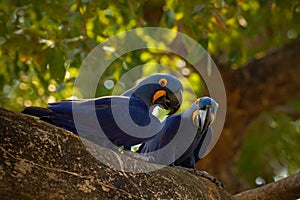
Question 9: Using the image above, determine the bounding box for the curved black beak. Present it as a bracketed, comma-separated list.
[192, 105, 214, 133]
[152, 89, 182, 115]
[166, 89, 182, 115]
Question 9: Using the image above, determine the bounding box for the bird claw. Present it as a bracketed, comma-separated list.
[193, 170, 224, 189]
[173, 166, 224, 189]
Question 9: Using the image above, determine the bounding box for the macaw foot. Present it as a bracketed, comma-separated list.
[173, 166, 224, 189]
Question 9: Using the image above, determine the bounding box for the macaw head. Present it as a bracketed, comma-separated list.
[122, 74, 183, 115]
[191, 97, 218, 132]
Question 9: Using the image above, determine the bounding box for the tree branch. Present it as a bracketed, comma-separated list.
[234, 171, 300, 200]
[0, 107, 232, 199]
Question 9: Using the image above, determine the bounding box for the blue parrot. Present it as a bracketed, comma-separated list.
[137, 97, 218, 169]
[22, 74, 183, 149]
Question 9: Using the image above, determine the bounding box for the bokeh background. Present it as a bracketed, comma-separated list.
[1, 0, 299, 193]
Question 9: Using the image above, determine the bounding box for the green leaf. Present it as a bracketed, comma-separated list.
[45, 47, 65, 83]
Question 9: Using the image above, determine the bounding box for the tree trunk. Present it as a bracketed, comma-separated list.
[0, 107, 232, 199]
[197, 42, 300, 192]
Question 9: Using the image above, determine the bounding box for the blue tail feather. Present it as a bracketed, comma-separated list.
[21, 107, 53, 118]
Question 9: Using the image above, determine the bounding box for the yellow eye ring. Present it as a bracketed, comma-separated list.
[195, 98, 200, 106]
[159, 78, 168, 87]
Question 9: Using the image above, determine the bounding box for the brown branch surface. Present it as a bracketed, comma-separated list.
[197, 42, 300, 192]
[234, 171, 300, 200]
[0, 107, 232, 200]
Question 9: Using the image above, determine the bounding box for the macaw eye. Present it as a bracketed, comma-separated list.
[158, 78, 168, 87]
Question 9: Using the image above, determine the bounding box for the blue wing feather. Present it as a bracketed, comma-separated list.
[138, 112, 213, 169]
[23, 96, 160, 148]
[137, 114, 181, 153]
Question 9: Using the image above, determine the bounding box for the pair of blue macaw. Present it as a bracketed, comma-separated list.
[22, 74, 218, 169]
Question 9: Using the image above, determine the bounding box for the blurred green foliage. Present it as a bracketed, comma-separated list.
[0, 0, 300, 190]
[237, 95, 300, 187]
[1, 0, 299, 110]
[237, 112, 300, 187]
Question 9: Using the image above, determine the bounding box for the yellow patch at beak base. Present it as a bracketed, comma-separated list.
[211, 113, 215, 124]
[152, 90, 167, 104]
[192, 110, 199, 126]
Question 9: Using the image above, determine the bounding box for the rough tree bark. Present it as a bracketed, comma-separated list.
[1, 107, 299, 199]
[0, 107, 232, 199]
[197, 42, 300, 192]
[234, 171, 300, 200]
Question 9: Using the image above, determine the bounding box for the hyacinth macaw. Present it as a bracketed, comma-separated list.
[22, 74, 183, 149]
[137, 97, 218, 169]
